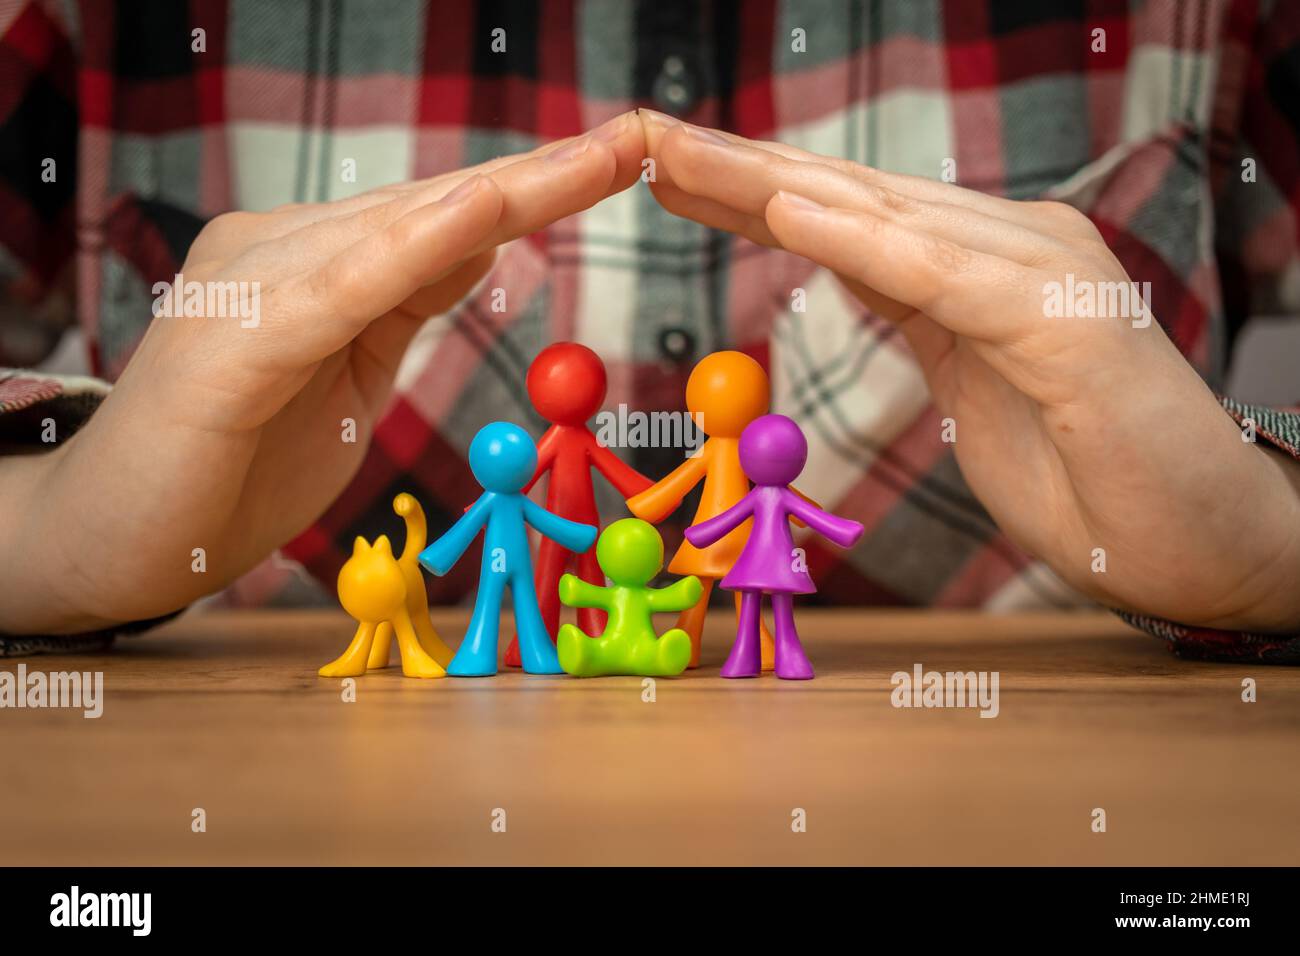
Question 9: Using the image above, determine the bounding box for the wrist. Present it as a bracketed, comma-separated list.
[0, 444, 119, 633]
[1194, 446, 1300, 632]
[4, 395, 233, 633]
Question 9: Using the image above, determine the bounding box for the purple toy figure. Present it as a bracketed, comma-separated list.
[684, 414, 864, 680]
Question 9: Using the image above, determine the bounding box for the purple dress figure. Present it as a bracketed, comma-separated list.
[684, 414, 864, 680]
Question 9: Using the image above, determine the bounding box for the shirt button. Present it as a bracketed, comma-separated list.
[652, 54, 696, 116]
[658, 326, 696, 363]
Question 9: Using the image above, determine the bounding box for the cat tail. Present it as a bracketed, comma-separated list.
[392, 493, 428, 566]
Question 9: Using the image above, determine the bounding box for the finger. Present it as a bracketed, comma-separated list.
[646, 112, 1097, 242]
[469, 133, 620, 254]
[264, 176, 504, 359]
[394, 248, 497, 320]
[390, 111, 645, 201]
[642, 112, 963, 375]
[640, 110, 778, 244]
[237, 155, 533, 247]
[265, 112, 644, 236]
[836, 275, 955, 381]
[264, 129, 623, 273]
[765, 190, 1040, 343]
[659, 124, 1072, 265]
[331, 249, 501, 415]
[648, 178, 780, 247]
[831, 180, 1071, 266]
[652, 156, 1062, 268]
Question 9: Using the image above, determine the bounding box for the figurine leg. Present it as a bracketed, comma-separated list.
[447, 570, 506, 677]
[319, 621, 379, 678]
[771, 592, 814, 680]
[392, 609, 445, 679]
[395, 497, 454, 668]
[675, 576, 714, 669]
[573, 545, 608, 637]
[511, 572, 563, 675]
[365, 621, 393, 669]
[652, 627, 692, 677]
[412, 614, 455, 669]
[733, 591, 776, 673]
[557, 622, 597, 677]
[405, 580, 453, 668]
[720, 590, 763, 678]
[505, 536, 568, 667]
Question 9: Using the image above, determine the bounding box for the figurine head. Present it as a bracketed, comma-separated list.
[337, 535, 406, 620]
[527, 342, 607, 426]
[685, 351, 769, 438]
[739, 414, 807, 486]
[596, 517, 664, 587]
[469, 421, 538, 493]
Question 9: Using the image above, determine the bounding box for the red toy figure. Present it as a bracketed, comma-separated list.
[503, 343, 653, 667]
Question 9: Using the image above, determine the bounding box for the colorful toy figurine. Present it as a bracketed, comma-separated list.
[419, 422, 597, 676]
[503, 342, 652, 667]
[557, 518, 701, 678]
[320, 493, 455, 679]
[627, 351, 781, 670]
[684, 415, 863, 680]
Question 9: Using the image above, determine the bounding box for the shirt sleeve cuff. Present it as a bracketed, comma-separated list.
[0, 367, 110, 447]
[0, 610, 184, 658]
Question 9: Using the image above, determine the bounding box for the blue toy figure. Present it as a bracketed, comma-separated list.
[419, 422, 598, 676]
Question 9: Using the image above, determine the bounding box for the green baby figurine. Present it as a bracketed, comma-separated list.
[557, 518, 702, 677]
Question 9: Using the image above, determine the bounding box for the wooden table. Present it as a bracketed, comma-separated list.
[2, 609, 1297, 866]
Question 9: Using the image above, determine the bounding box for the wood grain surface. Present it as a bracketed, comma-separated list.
[2, 608, 1297, 865]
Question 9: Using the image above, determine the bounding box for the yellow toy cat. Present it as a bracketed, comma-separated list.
[319, 493, 454, 679]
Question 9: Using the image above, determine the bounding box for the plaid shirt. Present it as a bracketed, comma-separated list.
[2, 0, 1300, 661]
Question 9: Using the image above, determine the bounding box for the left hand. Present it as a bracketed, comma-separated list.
[0, 115, 648, 633]
[641, 111, 1300, 631]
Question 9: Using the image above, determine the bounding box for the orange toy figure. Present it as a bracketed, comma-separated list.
[502, 342, 653, 668]
[319, 493, 454, 679]
[626, 351, 778, 670]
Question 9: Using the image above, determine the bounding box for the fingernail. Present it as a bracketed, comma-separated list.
[440, 175, 484, 204]
[547, 135, 592, 163]
[638, 108, 678, 130]
[684, 125, 731, 146]
[592, 113, 630, 143]
[777, 190, 825, 211]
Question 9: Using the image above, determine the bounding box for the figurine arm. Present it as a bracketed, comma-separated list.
[558, 572, 611, 610]
[683, 494, 755, 549]
[625, 453, 708, 523]
[520, 427, 560, 497]
[419, 494, 492, 576]
[784, 491, 864, 549]
[522, 498, 598, 553]
[786, 484, 819, 529]
[647, 575, 703, 613]
[587, 437, 653, 498]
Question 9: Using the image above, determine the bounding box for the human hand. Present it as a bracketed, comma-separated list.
[3, 114, 646, 633]
[641, 112, 1300, 630]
